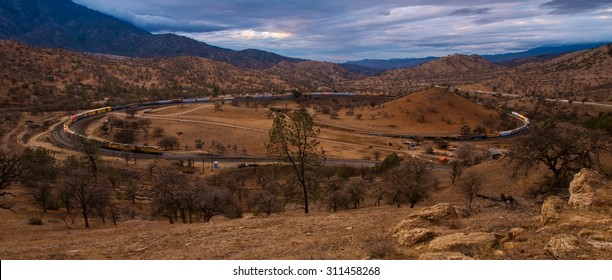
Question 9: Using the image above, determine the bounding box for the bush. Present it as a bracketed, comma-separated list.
[364, 234, 404, 260]
[28, 217, 42, 225]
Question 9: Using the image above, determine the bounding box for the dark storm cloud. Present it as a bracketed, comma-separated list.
[541, 0, 612, 14]
[449, 8, 492, 16]
[72, 0, 612, 61]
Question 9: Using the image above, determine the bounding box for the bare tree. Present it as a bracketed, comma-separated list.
[78, 141, 100, 180]
[123, 170, 142, 204]
[176, 178, 203, 224]
[449, 160, 464, 185]
[199, 185, 235, 222]
[0, 151, 25, 211]
[323, 176, 349, 212]
[21, 147, 58, 213]
[152, 171, 187, 224]
[152, 127, 164, 138]
[460, 172, 482, 206]
[347, 179, 366, 209]
[62, 156, 108, 228]
[249, 189, 284, 216]
[265, 108, 325, 214]
[454, 143, 482, 167]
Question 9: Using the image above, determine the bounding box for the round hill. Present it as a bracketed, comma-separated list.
[313, 87, 503, 136]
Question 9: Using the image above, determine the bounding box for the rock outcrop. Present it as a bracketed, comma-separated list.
[393, 203, 470, 246]
[428, 232, 497, 253]
[545, 234, 579, 259]
[541, 196, 565, 224]
[393, 203, 469, 233]
[396, 228, 437, 246]
[568, 169, 609, 209]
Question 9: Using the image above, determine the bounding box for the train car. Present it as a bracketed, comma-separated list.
[112, 104, 129, 111]
[155, 100, 173, 105]
[135, 145, 163, 155]
[332, 92, 357, 96]
[107, 142, 136, 152]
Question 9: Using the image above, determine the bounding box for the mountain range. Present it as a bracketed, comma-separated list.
[0, 0, 304, 69]
[1, 0, 609, 74]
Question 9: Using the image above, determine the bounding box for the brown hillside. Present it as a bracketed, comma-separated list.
[483, 44, 612, 102]
[314, 87, 505, 135]
[266, 61, 364, 92]
[342, 54, 507, 95]
[381, 54, 504, 80]
[0, 40, 291, 108]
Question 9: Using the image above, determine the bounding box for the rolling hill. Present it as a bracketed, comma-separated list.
[0, 0, 304, 69]
[483, 44, 612, 102]
[314, 87, 504, 136]
[0, 40, 291, 109]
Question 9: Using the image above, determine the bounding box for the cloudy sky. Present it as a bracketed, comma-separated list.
[72, 0, 612, 62]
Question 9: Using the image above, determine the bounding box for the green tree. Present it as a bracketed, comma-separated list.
[265, 108, 325, 213]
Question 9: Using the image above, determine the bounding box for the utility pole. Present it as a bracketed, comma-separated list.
[210, 154, 214, 174]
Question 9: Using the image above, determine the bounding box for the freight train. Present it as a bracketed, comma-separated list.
[63, 93, 529, 155]
[62, 93, 307, 155]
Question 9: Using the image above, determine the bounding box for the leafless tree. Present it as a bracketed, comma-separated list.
[323, 176, 349, 212]
[460, 172, 482, 206]
[199, 185, 235, 222]
[62, 156, 108, 228]
[347, 179, 366, 209]
[21, 147, 58, 213]
[151, 171, 187, 224]
[152, 127, 164, 138]
[0, 151, 26, 211]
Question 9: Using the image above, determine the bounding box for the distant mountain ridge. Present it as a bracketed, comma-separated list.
[343, 43, 610, 74]
[0, 0, 305, 69]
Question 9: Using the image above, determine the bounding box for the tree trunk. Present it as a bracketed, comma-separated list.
[82, 210, 89, 228]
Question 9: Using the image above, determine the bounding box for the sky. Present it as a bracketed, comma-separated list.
[72, 0, 612, 62]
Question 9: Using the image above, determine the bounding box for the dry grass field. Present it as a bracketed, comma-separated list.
[2, 88, 611, 261]
[2, 156, 610, 260]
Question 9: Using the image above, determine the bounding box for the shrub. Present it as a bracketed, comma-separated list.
[28, 217, 42, 225]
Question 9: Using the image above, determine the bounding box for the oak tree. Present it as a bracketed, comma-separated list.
[265, 108, 325, 213]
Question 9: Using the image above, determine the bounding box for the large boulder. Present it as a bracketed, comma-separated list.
[545, 234, 578, 259]
[568, 169, 609, 209]
[393, 203, 469, 234]
[429, 232, 497, 253]
[541, 196, 565, 224]
[396, 228, 437, 246]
